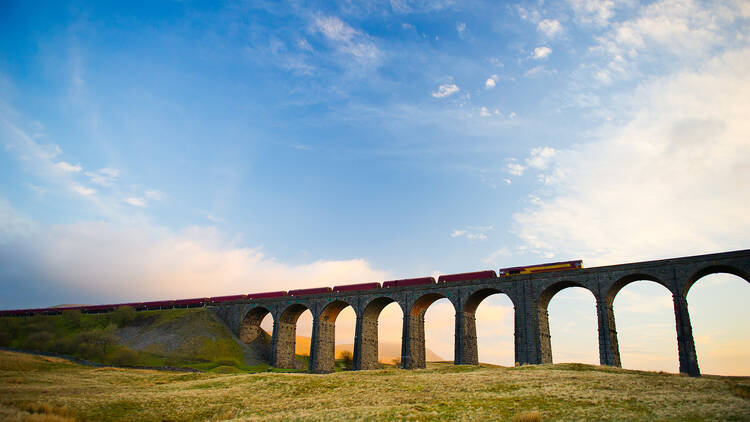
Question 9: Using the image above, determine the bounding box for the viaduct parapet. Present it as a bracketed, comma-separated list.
[210, 249, 750, 376]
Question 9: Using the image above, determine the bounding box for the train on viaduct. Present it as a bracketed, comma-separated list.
[210, 249, 749, 377]
[3, 249, 749, 376]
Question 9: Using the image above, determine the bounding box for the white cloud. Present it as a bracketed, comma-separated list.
[313, 15, 380, 66]
[485, 74, 499, 89]
[123, 197, 146, 207]
[525, 146, 556, 170]
[506, 161, 525, 176]
[296, 38, 313, 52]
[55, 161, 82, 173]
[451, 225, 492, 241]
[514, 47, 750, 265]
[589, 0, 745, 84]
[524, 65, 549, 78]
[0, 218, 390, 302]
[456, 21, 467, 38]
[479, 107, 491, 117]
[432, 83, 460, 98]
[85, 168, 120, 186]
[537, 19, 562, 38]
[517, 6, 541, 23]
[532, 46, 552, 60]
[71, 184, 96, 197]
[568, 0, 616, 26]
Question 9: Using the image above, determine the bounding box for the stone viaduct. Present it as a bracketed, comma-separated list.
[210, 249, 750, 376]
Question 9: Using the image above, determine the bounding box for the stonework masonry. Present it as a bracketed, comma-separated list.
[209, 249, 750, 376]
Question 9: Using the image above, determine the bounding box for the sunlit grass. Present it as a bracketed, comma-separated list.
[1, 350, 749, 421]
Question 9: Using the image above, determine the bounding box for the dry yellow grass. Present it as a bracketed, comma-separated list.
[1, 350, 749, 421]
[512, 411, 542, 422]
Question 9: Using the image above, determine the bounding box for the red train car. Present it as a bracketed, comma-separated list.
[208, 294, 248, 304]
[140, 300, 175, 310]
[438, 270, 497, 283]
[288, 287, 332, 296]
[382, 277, 436, 288]
[247, 291, 288, 300]
[83, 304, 115, 313]
[499, 260, 583, 276]
[173, 298, 207, 308]
[333, 282, 381, 293]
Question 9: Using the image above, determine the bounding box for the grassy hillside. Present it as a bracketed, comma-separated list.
[0, 308, 278, 372]
[0, 350, 748, 421]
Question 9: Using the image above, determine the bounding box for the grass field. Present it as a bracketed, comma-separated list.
[1, 350, 749, 421]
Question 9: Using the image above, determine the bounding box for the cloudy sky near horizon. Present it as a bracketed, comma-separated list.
[1, 0, 748, 375]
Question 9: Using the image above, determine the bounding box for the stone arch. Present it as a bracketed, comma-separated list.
[239, 306, 272, 343]
[357, 296, 404, 370]
[239, 306, 274, 361]
[536, 281, 596, 364]
[606, 273, 671, 305]
[684, 265, 750, 296]
[311, 300, 355, 373]
[458, 288, 515, 365]
[609, 276, 679, 373]
[404, 292, 455, 369]
[410, 292, 452, 317]
[274, 303, 311, 369]
[685, 269, 750, 376]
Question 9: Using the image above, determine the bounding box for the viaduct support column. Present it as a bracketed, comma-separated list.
[454, 311, 478, 365]
[595, 297, 621, 367]
[513, 283, 543, 365]
[309, 316, 336, 373]
[272, 321, 297, 369]
[673, 293, 700, 377]
[514, 283, 543, 365]
[353, 315, 364, 370]
[401, 314, 425, 369]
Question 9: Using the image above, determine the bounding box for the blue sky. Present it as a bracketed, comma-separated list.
[1, 0, 749, 374]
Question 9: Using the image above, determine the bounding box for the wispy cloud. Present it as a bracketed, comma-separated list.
[313, 15, 380, 66]
[514, 47, 750, 265]
[537, 19, 562, 38]
[123, 197, 146, 207]
[432, 83, 459, 98]
[532, 46, 552, 60]
[568, 0, 616, 26]
[0, 211, 390, 302]
[485, 74, 499, 89]
[71, 184, 96, 197]
[55, 161, 82, 172]
[85, 168, 120, 186]
[450, 225, 493, 241]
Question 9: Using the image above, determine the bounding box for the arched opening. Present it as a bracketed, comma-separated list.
[412, 293, 453, 368]
[275, 304, 312, 369]
[537, 281, 597, 365]
[610, 277, 677, 373]
[311, 300, 354, 373]
[464, 288, 514, 366]
[359, 297, 404, 370]
[334, 305, 356, 370]
[546, 287, 598, 365]
[686, 268, 750, 376]
[239, 307, 273, 361]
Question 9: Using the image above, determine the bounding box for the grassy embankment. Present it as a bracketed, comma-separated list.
[0, 350, 749, 421]
[0, 308, 293, 373]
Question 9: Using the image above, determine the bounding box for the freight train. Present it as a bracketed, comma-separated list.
[0, 260, 582, 317]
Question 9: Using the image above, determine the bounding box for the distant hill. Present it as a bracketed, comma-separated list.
[293, 335, 444, 363]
